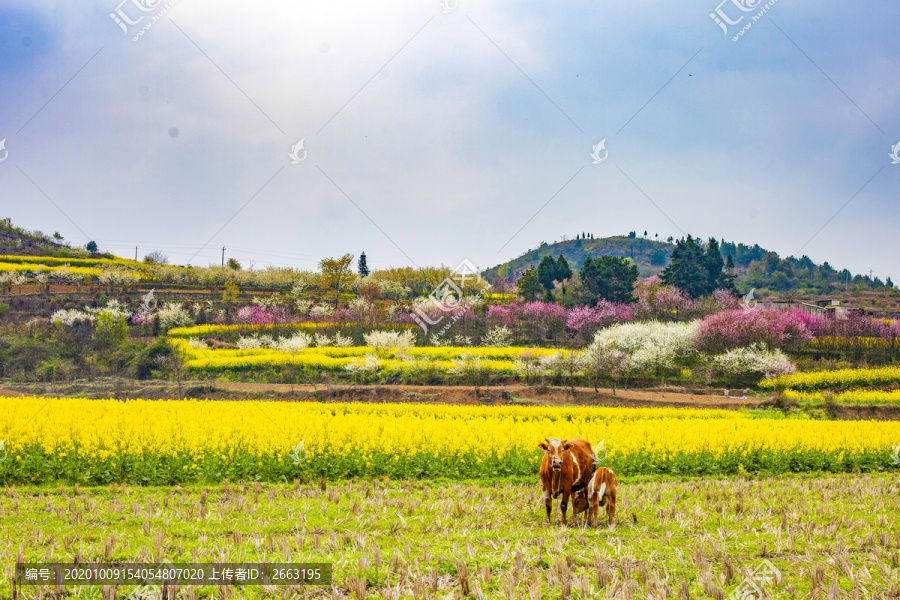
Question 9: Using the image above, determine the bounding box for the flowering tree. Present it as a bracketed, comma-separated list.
[694, 309, 813, 354]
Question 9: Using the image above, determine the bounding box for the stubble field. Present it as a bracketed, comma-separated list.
[3, 474, 900, 599]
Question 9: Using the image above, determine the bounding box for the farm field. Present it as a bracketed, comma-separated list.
[3, 396, 900, 485]
[3, 474, 900, 599]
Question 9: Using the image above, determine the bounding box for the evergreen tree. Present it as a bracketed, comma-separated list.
[556, 255, 572, 282]
[516, 267, 543, 301]
[86, 241, 98, 252]
[660, 235, 711, 298]
[357, 252, 369, 277]
[720, 254, 738, 293]
[705, 238, 726, 291]
[537, 255, 559, 291]
[580, 256, 638, 304]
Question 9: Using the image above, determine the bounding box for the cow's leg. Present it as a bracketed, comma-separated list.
[607, 490, 617, 525]
[559, 490, 570, 526]
[542, 488, 552, 523]
[590, 494, 599, 527]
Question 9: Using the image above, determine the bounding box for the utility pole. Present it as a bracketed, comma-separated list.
[222, 246, 225, 266]
[135, 246, 138, 261]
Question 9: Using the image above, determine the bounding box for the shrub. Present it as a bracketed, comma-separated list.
[694, 309, 813, 354]
[157, 303, 194, 332]
[481, 326, 513, 347]
[364, 329, 416, 350]
[708, 344, 796, 383]
[592, 321, 697, 378]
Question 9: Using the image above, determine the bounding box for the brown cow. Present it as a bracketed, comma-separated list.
[538, 438, 594, 525]
[575, 467, 617, 526]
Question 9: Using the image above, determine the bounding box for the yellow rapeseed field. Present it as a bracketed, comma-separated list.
[0, 396, 897, 484]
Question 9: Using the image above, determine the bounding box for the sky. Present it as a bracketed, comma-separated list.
[0, 0, 898, 278]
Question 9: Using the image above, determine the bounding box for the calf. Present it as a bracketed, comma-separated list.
[538, 438, 594, 525]
[577, 467, 617, 526]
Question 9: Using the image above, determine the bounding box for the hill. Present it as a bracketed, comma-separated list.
[485, 234, 897, 301]
[0, 217, 113, 260]
[483, 235, 672, 283]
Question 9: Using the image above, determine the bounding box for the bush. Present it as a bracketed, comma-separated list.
[694, 309, 813, 354]
[708, 344, 796, 384]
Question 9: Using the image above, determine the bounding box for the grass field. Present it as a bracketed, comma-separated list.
[3, 474, 900, 599]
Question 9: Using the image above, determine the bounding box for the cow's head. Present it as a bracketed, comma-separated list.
[572, 490, 589, 515]
[538, 437, 572, 471]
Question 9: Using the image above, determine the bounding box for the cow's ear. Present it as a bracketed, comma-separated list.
[538, 443, 549, 451]
[562, 442, 572, 451]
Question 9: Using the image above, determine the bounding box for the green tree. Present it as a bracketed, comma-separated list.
[358, 252, 370, 277]
[556, 255, 572, 282]
[516, 268, 543, 301]
[226, 258, 241, 270]
[318, 254, 355, 308]
[660, 235, 710, 298]
[705, 238, 725, 291]
[580, 256, 639, 304]
[537, 256, 560, 291]
[85, 241, 98, 252]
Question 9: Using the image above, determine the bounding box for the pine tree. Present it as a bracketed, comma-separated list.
[537, 256, 559, 291]
[357, 252, 369, 277]
[705, 238, 725, 292]
[660, 235, 710, 298]
[556, 255, 572, 281]
[581, 256, 638, 304]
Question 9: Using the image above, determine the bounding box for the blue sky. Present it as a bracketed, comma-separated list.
[0, 0, 897, 278]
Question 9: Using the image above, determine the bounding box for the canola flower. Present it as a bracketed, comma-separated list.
[173, 338, 558, 374]
[784, 389, 900, 406]
[0, 254, 144, 268]
[167, 323, 415, 339]
[761, 366, 900, 391]
[0, 396, 896, 485]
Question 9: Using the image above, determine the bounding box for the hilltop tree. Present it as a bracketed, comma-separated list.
[86, 241, 98, 252]
[318, 254, 355, 308]
[358, 252, 369, 277]
[580, 256, 638, 304]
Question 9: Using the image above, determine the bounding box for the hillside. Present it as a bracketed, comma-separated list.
[0, 218, 113, 260]
[484, 236, 673, 282]
[485, 234, 897, 302]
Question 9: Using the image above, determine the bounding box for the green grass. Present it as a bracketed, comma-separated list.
[3, 474, 899, 599]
